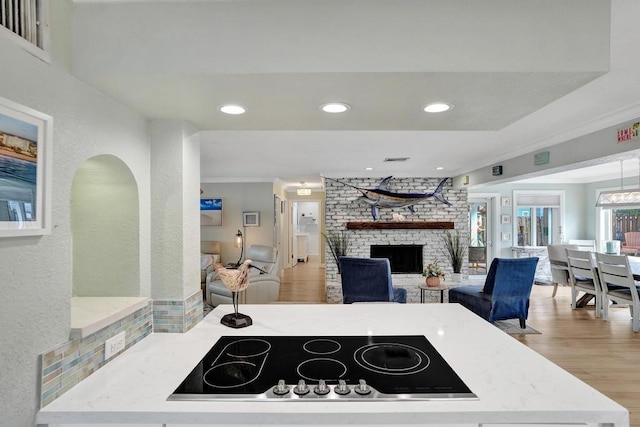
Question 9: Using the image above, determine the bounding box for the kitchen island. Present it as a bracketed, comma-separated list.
[37, 303, 628, 427]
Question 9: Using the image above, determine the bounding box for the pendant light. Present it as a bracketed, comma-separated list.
[297, 181, 311, 196]
[595, 159, 640, 208]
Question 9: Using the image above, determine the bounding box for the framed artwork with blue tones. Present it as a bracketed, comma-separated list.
[0, 96, 52, 237]
[201, 198, 223, 226]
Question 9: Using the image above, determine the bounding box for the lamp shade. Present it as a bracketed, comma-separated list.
[234, 229, 243, 248]
[595, 189, 640, 208]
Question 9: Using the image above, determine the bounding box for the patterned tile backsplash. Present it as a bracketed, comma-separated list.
[40, 290, 203, 408]
[153, 290, 203, 333]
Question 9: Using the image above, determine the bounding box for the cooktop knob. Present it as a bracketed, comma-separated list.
[273, 379, 290, 396]
[354, 379, 371, 395]
[334, 379, 351, 395]
[294, 379, 310, 395]
[314, 379, 330, 395]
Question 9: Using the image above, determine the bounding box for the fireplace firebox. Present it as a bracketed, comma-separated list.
[370, 245, 423, 274]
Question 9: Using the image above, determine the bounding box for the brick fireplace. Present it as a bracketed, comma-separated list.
[324, 177, 469, 285]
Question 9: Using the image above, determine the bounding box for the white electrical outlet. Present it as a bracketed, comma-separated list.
[104, 331, 126, 361]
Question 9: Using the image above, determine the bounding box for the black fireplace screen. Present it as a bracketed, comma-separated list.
[370, 245, 423, 273]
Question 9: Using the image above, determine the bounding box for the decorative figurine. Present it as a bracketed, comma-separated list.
[216, 260, 253, 328]
[324, 176, 451, 220]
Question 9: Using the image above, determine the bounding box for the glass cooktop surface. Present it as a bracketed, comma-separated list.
[169, 335, 477, 401]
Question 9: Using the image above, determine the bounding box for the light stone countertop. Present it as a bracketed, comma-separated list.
[70, 297, 149, 339]
[38, 303, 629, 427]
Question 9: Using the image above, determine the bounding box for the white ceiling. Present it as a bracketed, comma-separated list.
[70, 0, 640, 190]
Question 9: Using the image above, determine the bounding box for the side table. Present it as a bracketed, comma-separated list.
[419, 282, 458, 303]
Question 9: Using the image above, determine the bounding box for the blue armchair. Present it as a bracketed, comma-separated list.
[339, 257, 407, 303]
[448, 257, 538, 328]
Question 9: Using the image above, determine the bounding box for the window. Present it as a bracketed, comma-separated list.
[596, 190, 640, 250]
[513, 191, 564, 246]
[1, 0, 49, 61]
[612, 209, 640, 241]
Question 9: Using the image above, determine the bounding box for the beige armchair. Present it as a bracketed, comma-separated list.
[206, 245, 280, 306]
[200, 241, 221, 299]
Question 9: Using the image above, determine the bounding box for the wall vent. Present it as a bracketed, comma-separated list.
[1, 0, 44, 49]
[383, 157, 410, 162]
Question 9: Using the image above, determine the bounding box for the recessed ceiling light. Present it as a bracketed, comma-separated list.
[436, 166, 444, 170]
[365, 167, 373, 171]
[219, 104, 246, 115]
[320, 103, 350, 113]
[423, 102, 452, 113]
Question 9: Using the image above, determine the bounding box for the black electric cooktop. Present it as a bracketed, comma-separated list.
[169, 335, 477, 401]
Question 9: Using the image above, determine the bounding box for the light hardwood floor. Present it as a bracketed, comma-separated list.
[279, 255, 640, 427]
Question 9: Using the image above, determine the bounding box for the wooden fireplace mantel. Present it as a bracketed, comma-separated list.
[346, 221, 454, 230]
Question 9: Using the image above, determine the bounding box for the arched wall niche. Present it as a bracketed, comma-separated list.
[71, 154, 140, 296]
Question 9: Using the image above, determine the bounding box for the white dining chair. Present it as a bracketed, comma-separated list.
[547, 244, 578, 297]
[594, 253, 640, 332]
[568, 239, 597, 252]
[566, 249, 602, 317]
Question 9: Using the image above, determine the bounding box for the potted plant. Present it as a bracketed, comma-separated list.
[322, 230, 352, 275]
[423, 261, 445, 287]
[443, 230, 467, 280]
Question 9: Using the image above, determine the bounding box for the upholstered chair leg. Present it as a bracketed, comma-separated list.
[519, 318, 526, 329]
[552, 283, 558, 298]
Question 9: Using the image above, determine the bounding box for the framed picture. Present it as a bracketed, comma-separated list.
[501, 197, 512, 207]
[501, 214, 511, 225]
[200, 198, 222, 226]
[502, 232, 512, 242]
[0, 96, 53, 237]
[243, 211, 260, 227]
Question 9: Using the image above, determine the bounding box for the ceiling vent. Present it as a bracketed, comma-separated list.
[383, 157, 410, 163]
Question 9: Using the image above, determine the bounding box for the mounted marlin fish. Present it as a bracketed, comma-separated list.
[324, 176, 452, 220]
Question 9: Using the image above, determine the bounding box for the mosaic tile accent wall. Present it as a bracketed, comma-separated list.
[39, 301, 153, 408]
[153, 290, 203, 333]
[325, 177, 469, 284]
[184, 290, 204, 331]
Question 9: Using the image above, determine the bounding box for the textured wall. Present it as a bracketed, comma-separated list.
[324, 177, 469, 282]
[0, 3, 150, 425]
[150, 120, 201, 300]
[71, 155, 140, 296]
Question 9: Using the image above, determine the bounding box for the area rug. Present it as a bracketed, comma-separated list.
[493, 319, 541, 335]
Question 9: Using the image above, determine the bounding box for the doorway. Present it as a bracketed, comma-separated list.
[468, 193, 499, 278]
[291, 201, 320, 263]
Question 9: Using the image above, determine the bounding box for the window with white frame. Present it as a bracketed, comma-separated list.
[513, 191, 564, 246]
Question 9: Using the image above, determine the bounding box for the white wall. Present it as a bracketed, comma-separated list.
[0, 2, 150, 425]
[72, 155, 140, 297]
[150, 120, 201, 300]
[200, 182, 275, 265]
[469, 183, 587, 257]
